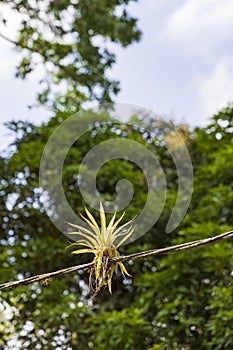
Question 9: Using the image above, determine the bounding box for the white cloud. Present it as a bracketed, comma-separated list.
[164, 0, 233, 54]
[196, 58, 233, 117]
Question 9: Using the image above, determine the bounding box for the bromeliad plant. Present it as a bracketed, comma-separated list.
[66, 203, 135, 294]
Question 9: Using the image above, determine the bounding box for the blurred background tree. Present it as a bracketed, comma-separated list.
[0, 0, 141, 111]
[0, 0, 233, 349]
[1, 107, 233, 349]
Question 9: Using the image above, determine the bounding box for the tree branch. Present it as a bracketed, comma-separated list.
[0, 229, 232, 291]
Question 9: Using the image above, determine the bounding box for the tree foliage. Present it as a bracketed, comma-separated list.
[0, 0, 141, 110]
[0, 106, 233, 349]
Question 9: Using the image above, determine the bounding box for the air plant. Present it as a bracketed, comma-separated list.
[66, 203, 135, 294]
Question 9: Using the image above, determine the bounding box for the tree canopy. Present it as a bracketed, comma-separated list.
[0, 107, 233, 349]
[0, 0, 141, 110]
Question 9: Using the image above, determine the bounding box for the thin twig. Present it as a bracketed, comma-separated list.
[0, 32, 18, 46]
[0, 229, 232, 291]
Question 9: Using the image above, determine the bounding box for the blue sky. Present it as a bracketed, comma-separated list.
[1, 0, 233, 151]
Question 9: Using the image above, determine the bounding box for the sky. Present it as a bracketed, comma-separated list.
[1, 0, 233, 151]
